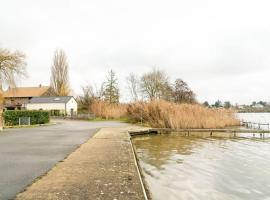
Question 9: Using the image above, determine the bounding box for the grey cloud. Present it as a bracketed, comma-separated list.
[1, 0, 270, 104]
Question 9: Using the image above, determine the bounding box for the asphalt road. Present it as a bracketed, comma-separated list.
[0, 119, 128, 200]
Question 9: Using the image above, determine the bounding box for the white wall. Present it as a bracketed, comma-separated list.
[66, 98, 78, 115]
[26, 97, 78, 116]
[26, 103, 65, 111]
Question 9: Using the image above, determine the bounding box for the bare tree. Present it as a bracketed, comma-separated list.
[0, 48, 26, 130]
[161, 81, 173, 101]
[77, 85, 95, 112]
[50, 49, 70, 96]
[94, 82, 105, 100]
[140, 69, 169, 100]
[126, 73, 139, 102]
[77, 82, 105, 112]
[172, 78, 196, 103]
[104, 70, 119, 104]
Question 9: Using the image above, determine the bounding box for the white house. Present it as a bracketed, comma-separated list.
[26, 96, 77, 116]
[252, 103, 264, 109]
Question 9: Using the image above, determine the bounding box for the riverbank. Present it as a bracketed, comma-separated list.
[15, 126, 147, 200]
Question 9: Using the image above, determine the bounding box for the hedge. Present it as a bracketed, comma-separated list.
[4, 110, 50, 126]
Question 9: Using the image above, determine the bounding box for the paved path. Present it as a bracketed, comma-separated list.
[0, 120, 128, 200]
[15, 127, 146, 200]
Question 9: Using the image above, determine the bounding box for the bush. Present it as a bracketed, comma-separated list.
[4, 110, 50, 126]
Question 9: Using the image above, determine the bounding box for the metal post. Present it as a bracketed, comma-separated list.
[140, 109, 143, 125]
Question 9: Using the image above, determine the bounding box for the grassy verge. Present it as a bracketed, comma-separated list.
[4, 122, 55, 129]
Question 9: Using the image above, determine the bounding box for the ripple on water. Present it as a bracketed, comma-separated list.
[133, 134, 270, 200]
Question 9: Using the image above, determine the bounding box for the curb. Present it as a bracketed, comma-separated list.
[129, 131, 151, 200]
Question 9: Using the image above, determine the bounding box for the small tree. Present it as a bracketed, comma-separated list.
[251, 101, 257, 106]
[0, 48, 26, 130]
[77, 85, 95, 112]
[77, 83, 105, 112]
[214, 100, 222, 108]
[203, 101, 210, 107]
[224, 101, 231, 109]
[140, 69, 169, 100]
[104, 70, 119, 104]
[126, 73, 139, 102]
[172, 78, 196, 103]
[50, 49, 71, 96]
[161, 81, 173, 102]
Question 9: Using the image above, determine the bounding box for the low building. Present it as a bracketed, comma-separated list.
[252, 103, 264, 109]
[26, 96, 77, 116]
[4, 85, 50, 110]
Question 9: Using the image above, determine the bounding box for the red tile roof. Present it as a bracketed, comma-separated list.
[3, 86, 50, 98]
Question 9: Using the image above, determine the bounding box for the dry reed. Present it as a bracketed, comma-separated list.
[126, 100, 240, 129]
[90, 100, 239, 128]
[90, 100, 127, 119]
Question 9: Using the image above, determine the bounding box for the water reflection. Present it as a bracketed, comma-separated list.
[132, 133, 270, 200]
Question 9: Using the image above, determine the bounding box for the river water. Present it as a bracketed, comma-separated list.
[132, 113, 270, 200]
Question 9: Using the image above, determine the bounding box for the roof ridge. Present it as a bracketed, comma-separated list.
[29, 96, 74, 104]
[8, 86, 49, 89]
[3, 86, 51, 98]
[32, 96, 73, 98]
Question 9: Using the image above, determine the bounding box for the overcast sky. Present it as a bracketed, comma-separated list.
[1, 0, 270, 104]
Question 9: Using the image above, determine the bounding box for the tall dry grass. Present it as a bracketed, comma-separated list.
[126, 100, 239, 129]
[90, 100, 127, 119]
[90, 100, 239, 128]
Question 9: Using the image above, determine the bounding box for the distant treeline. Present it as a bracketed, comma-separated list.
[202, 100, 270, 113]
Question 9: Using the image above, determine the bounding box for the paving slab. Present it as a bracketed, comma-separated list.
[15, 127, 146, 200]
[0, 120, 129, 200]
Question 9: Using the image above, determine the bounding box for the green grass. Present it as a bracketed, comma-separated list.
[88, 117, 130, 123]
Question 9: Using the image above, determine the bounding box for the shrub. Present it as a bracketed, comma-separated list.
[4, 110, 50, 126]
[126, 100, 240, 129]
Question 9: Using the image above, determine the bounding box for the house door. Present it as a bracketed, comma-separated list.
[70, 108, 74, 117]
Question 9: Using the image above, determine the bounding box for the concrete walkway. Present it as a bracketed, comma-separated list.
[15, 127, 146, 200]
[0, 120, 129, 200]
